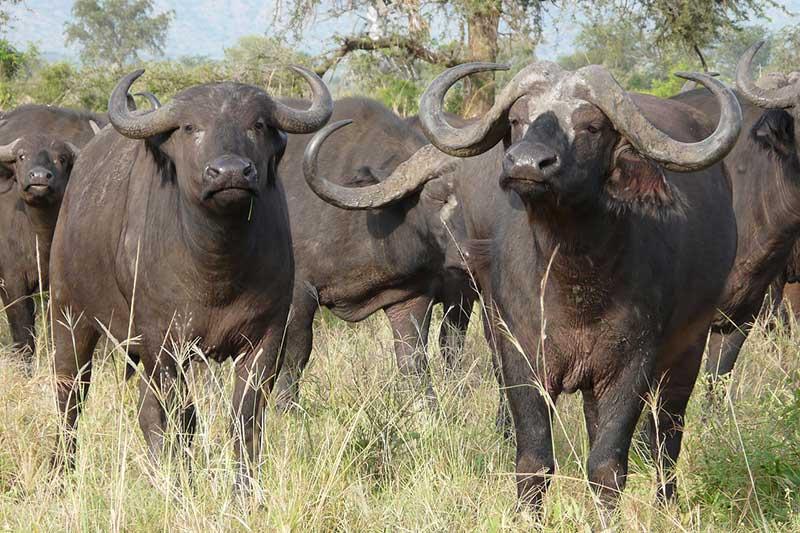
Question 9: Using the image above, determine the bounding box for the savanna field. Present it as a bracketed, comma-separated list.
[0, 298, 798, 531]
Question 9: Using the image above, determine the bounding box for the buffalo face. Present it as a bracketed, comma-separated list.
[501, 97, 617, 208]
[0, 135, 78, 207]
[108, 69, 331, 217]
[155, 88, 288, 215]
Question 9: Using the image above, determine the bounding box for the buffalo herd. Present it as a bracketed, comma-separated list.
[1, 39, 798, 514]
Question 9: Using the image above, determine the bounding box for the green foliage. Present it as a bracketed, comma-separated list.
[0, 0, 22, 28]
[0, 34, 337, 112]
[64, 0, 174, 70]
[0, 39, 26, 79]
[590, 0, 782, 56]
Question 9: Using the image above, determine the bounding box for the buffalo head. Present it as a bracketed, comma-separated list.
[0, 134, 82, 207]
[416, 62, 741, 215]
[737, 40, 800, 159]
[108, 68, 332, 215]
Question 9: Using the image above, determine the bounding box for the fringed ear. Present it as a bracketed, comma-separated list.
[604, 142, 678, 217]
[752, 109, 794, 158]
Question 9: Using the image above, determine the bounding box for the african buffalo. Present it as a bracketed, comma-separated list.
[271, 97, 477, 411]
[406, 62, 741, 511]
[673, 41, 800, 382]
[0, 104, 105, 368]
[50, 67, 332, 490]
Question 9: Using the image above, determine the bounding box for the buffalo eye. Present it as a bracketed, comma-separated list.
[18, 153, 25, 161]
[586, 124, 601, 134]
[253, 119, 265, 131]
[183, 124, 195, 133]
[58, 155, 68, 164]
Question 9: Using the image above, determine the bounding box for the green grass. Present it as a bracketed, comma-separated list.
[0, 304, 798, 531]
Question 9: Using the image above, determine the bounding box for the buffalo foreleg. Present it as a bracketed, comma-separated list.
[647, 339, 703, 503]
[52, 311, 99, 470]
[231, 330, 284, 494]
[384, 295, 437, 410]
[498, 331, 556, 513]
[585, 354, 651, 508]
[1, 281, 36, 371]
[137, 357, 195, 464]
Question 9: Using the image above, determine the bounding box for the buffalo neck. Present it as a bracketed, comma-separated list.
[733, 145, 800, 264]
[23, 202, 59, 255]
[176, 192, 266, 282]
[524, 199, 628, 289]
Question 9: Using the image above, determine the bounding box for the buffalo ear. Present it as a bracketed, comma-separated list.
[605, 146, 676, 216]
[752, 109, 794, 157]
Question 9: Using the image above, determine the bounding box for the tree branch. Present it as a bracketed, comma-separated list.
[313, 34, 463, 76]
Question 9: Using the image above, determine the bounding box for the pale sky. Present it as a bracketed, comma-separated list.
[2, 0, 798, 63]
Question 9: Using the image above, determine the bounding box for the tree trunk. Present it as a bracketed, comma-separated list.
[464, 1, 501, 117]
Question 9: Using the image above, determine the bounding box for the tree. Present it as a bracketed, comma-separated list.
[590, 0, 783, 71]
[64, 0, 173, 70]
[284, 0, 556, 115]
[0, 0, 22, 30]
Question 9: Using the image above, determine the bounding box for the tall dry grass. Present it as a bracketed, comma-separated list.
[0, 299, 798, 531]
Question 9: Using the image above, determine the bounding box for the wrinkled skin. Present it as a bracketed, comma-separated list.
[50, 81, 318, 491]
[272, 98, 477, 411]
[674, 90, 800, 381]
[422, 84, 737, 511]
[0, 105, 105, 368]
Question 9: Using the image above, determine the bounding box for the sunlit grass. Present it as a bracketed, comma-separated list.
[0, 302, 798, 531]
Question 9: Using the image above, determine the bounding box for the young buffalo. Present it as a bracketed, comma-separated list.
[0, 105, 103, 369]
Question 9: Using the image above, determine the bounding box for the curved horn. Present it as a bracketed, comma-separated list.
[577, 66, 742, 172]
[109, 70, 178, 139]
[89, 120, 101, 135]
[679, 72, 719, 93]
[736, 40, 799, 109]
[419, 62, 566, 157]
[303, 120, 457, 210]
[134, 91, 162, 110]
[267, 66, 332, 134]
[0, 139, 19, 162]
[419, 63, 510, 157]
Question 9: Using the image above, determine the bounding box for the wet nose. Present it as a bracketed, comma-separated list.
[28, 167, 54, 182]
[204, 155, 255, 182]
[504, 142, 561, 180]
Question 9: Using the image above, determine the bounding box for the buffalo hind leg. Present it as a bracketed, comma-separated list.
[231, 330, 284, 494]
[384, 295, 437, 410]
[273, 292, 317, 413]
[2, 283, 36, 372]
[438, 289, 475, 372]
[647, 340, 703, 503]
[52, 312, 100, 470]
[705, 327, 748, 397]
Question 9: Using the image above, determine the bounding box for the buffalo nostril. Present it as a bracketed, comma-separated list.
[242, 163, 253, 177]
[205, 165, 221, 179]
[537, 155, 559, 171]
